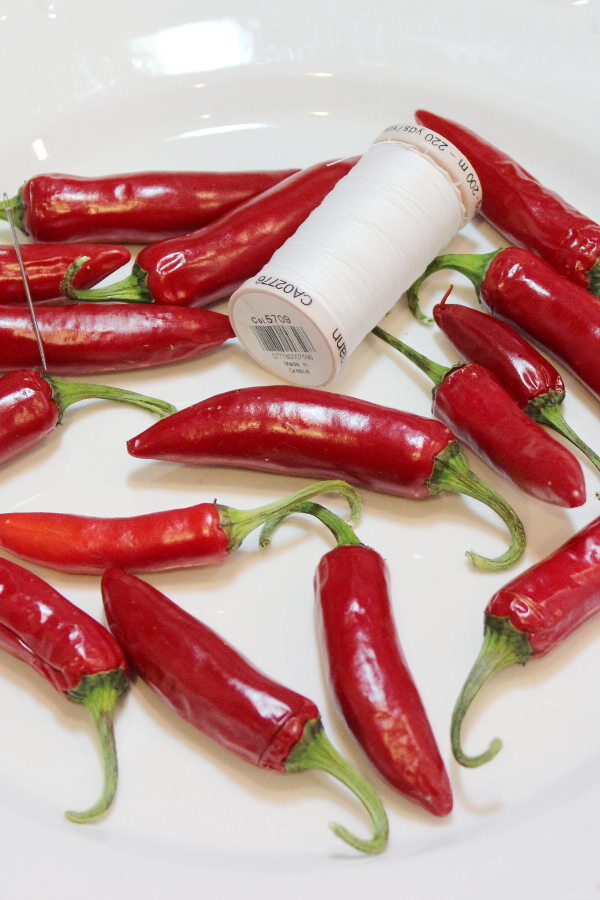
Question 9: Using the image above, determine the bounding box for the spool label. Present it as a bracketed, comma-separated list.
[375, 122, 482, 220]
[229, 280, 342, 386]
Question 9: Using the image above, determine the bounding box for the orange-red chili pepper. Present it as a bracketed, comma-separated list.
[0, 557, 129, 821]
[451, 515, 600, 767]
[0, 480, 360, 574]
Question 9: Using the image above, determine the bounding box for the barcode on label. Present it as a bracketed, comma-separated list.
[250, 324, 316, 354]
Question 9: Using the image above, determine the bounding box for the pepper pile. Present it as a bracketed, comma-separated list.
[1, 117, 599, 859]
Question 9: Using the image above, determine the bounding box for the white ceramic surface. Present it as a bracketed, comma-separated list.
[1, 1, 600, 897]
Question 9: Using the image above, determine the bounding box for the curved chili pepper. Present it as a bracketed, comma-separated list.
[100, 566, 388, 854]
[414, 109, 600, 295]
[407, 247, 600, 402]
[262, 500, 452, 816]
[431, 292, 600, 472]
[0, 243, 130, 304]
[0, 169, 299, 243]
[0, 556, 129, 821]
[372, 326, 586, 508]
[61, 158, 358, 307]
[126, 383, 526, 571]
[451, 514, 600, 767]
[0, 479, 360, 574]
[0, 369, 176, 465]
[0, 300, 234, 374]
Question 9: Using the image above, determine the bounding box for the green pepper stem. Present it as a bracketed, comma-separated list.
[46, 374, 176, 420]
[587, 258, 600, 298]
[406, 251, 499, 324]
[451, 615, 533, 768]
[259, 499, 363, 549]
[429, 441, 526, 571]
[372, 324, 450, 385]
[220, 480, 362, 551]
[61, 256, 152, 304]
[0, 193, 26, 232]
[526, 393, 600, 473]
[285, 718, 388, 855]
[65, 668, 129, 823]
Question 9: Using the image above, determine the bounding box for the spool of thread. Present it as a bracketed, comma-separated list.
[229, 122, 481, 386]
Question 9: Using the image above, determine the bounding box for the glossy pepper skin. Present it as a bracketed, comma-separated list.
[0, 557, 129, 822]
[0, 303, 234, 374]
[408, 247, 600, 402]
[315, 544, 452, 816]
[0, 243, 130, 304]
[0, 368, 176, 466]
[63, 158, 358, 307]
[0, 479, 360, 575]
[0, 370, 59, 463]
[432, 296, 600, 472]
[127, 385, 457, 498]
[451, 515, 600, 768]
[415, 109, 600, 294]
[2, 169, 299, 243]
[482, 248, 600, 400]
[101, 567, 388, 855]
[432, 363, 585, 507]
[127, 384, 529, 571]
[372, 326, 586, 508]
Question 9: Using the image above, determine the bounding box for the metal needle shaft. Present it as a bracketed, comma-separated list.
[2, 192, 47, 371]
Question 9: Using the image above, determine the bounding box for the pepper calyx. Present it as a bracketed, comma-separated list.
[0, 191, 27, 233]
[65, 667, 129, 823]
[587, 257, 600, 298]
[218, 479, 362, 552]
[428, 440, 526, 571]
[62, 256, 152, 304]
[451, 614, 534, 768]
[526, 391, 600, 474]
[406, 250, 500, 324]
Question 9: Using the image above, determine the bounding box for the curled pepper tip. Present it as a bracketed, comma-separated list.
[329, 819, 389, 856]
[451, 732, 503, 769]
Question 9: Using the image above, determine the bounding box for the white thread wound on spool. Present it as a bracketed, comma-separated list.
[229, 125, 480, 386]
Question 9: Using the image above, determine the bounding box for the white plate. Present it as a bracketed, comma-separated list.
[2, 1, 600, 897]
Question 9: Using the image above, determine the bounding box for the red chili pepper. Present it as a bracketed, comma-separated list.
[265, 501, 452, 816]
[414, 109, 600, 295]
[451, 514, 600, 767]
[0, 369, 176, 465]
[0, 556, 129, 821]
[1, 168, 300, 243]
[100, 566, 388, 854]
[431, 292, 600, 472]
[0, 301, 234, 374]
[0, 479, 360, 574]
[372, 325, 586, 508]
[126, 384, 526, 571]
[0, 243, 130, 304]
[61, 158, 358, 307]
[408, 247, 600, 402]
